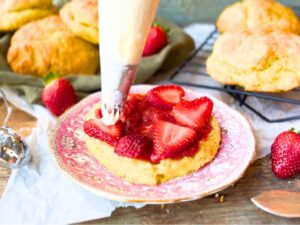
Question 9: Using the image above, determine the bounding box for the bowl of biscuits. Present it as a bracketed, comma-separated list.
[0, 0, 195, 103]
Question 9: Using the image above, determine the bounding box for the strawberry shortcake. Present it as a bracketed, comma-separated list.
[83, 85, 221, 185]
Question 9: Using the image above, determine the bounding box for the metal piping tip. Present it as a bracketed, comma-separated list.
[101, 104, 121, 126]
[101, 64, 137, 125]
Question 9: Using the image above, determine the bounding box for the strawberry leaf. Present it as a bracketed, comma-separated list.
[43, 72, 60, 86]
[153, 22, 170, 35]
[288, 128, 300, 134]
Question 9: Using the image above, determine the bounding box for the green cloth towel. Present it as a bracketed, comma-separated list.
[0, 17, 194, 103]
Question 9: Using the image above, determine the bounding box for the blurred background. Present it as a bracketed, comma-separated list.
[157, 0, 300, 25]
[54, 0, 300, 25]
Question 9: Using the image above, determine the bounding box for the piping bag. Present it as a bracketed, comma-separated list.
[99, 0, 160, 125]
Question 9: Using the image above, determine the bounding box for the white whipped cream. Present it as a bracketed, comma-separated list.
[99, 0, 160, 125]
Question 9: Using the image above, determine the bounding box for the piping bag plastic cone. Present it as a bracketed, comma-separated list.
[99, 0, 160, 125]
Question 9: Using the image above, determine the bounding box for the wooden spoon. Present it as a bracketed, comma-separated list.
[251, 190, 300, 218]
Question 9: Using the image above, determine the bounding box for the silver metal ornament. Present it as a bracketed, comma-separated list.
[0, 89, 31, 169]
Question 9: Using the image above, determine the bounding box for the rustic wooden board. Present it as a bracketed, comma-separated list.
[0, 101, 36, 137]
[0, 101, 299, 224]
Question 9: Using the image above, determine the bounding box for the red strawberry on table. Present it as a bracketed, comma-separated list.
[152, 120, 197, 161]
[142, 23, 168, 57]
[271, 129, 300, 178]
[172, 97, 213, 129]
[146, 84, 185, 110]
[42, 73, 77, 116]
[115, 134, 152, 159]
[84, 119, 123, 146]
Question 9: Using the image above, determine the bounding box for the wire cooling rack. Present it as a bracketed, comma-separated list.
[169, 15, 300, 123]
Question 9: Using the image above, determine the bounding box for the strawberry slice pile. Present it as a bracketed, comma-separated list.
[83, 85, 214, 163]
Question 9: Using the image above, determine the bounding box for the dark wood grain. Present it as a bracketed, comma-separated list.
[0, 101, 299, 224]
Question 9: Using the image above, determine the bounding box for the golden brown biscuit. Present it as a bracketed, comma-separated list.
[60, 0, 98, 44]
[0, 0, 57, 32]
[217, 0, 300, 34]
[84, 103, 221, 186]
[206, 29, 300, 92]
[7, 16, 99, 77]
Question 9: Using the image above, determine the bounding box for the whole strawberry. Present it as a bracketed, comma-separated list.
[271, 129, 300, 178]
[42, 73, 78, 116]
[142, 24, 168, 57]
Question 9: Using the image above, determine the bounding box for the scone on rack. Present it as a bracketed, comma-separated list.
[7, 16, 99, 77]
[0, 0, 57, 32]
[60, 0, 98, 44]
[206, 29, 300, 92]
[217, 0, 300, 34]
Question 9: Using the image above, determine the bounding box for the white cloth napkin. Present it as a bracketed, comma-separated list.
[0, 24, 299, 225]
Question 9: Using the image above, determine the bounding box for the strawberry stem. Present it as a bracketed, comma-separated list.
[288, 127, 300, 134]
[43, 72, 60, 86]
[153, 22, 170, 34]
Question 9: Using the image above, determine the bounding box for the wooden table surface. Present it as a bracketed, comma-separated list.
[0, 101, 300, 224]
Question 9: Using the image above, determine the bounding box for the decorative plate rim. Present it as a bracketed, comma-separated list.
[48, 84, 256, 204]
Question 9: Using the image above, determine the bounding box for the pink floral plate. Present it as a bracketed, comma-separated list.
[49, 85, 256, 203]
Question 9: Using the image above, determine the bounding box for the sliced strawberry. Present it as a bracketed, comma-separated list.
[142, 107, 166, 123]
[83, 119, 123, 146]
[138, 122, 154, 138]
[161, 113, 176, 124]
[196, 123, 212, 139]
[95, 108, 102, 118]
[125, 113, 143, 134]
[146, 85, 185, 110]
[115, 134, 152, 159]
[172, 142, 199, 159]
[152, 120, 197, 160]
[122, 94, 144, 118]
[172, 97, 213, 129]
